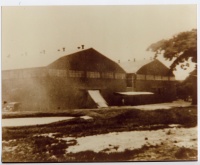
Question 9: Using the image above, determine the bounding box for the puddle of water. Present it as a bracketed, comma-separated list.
[80, 116, 93, 120]
[2, 115, 93, 127]
[132, 101, 191, 110]
[2, 117, 75, 127]
[64, 127, 197, 153]
[168, 124, 181, 128]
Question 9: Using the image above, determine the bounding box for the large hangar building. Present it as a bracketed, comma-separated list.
[2, 48, 126, 110]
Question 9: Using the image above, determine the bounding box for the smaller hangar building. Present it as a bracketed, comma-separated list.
[118, 59, 177, 105]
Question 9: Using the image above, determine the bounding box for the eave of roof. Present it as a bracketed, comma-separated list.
[2, 66, 46, 72]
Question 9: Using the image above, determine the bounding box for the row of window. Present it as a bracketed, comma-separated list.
[2, 69, 47, 79]
[2, 69, 126, 80]
[2, 70, 175, 81]
[50, 70, 125, 79]
[136, 74, 175, 81]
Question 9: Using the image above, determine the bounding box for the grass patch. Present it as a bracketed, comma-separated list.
[2, 106, 197, 141]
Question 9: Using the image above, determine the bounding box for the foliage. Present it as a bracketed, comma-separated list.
[176, 82, 193, 100]
[147, 29, 197, 70]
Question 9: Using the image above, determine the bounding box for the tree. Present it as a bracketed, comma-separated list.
[147, 29, 197, 104]
[147, 29, 197, 70]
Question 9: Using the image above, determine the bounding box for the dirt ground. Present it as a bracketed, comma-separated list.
[1, 102, 198, 162]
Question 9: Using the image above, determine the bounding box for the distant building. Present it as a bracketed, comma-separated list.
[2, 48, 126, 110]
[118, 59, 177, 105]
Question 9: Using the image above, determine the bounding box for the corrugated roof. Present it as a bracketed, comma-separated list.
[48, 48, 125, 73]
[137, 59, 173, 76]
[119, 59, 174, 76]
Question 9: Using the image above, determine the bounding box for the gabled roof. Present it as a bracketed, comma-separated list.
[137, 59, 174, 76]
[119, 59, 174, 76]
[48, 48, 125, 73]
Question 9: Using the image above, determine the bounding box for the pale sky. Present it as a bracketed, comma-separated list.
[2, 5, 197, 80]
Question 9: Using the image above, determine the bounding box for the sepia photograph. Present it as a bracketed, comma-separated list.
[1, 2, 198, 163]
